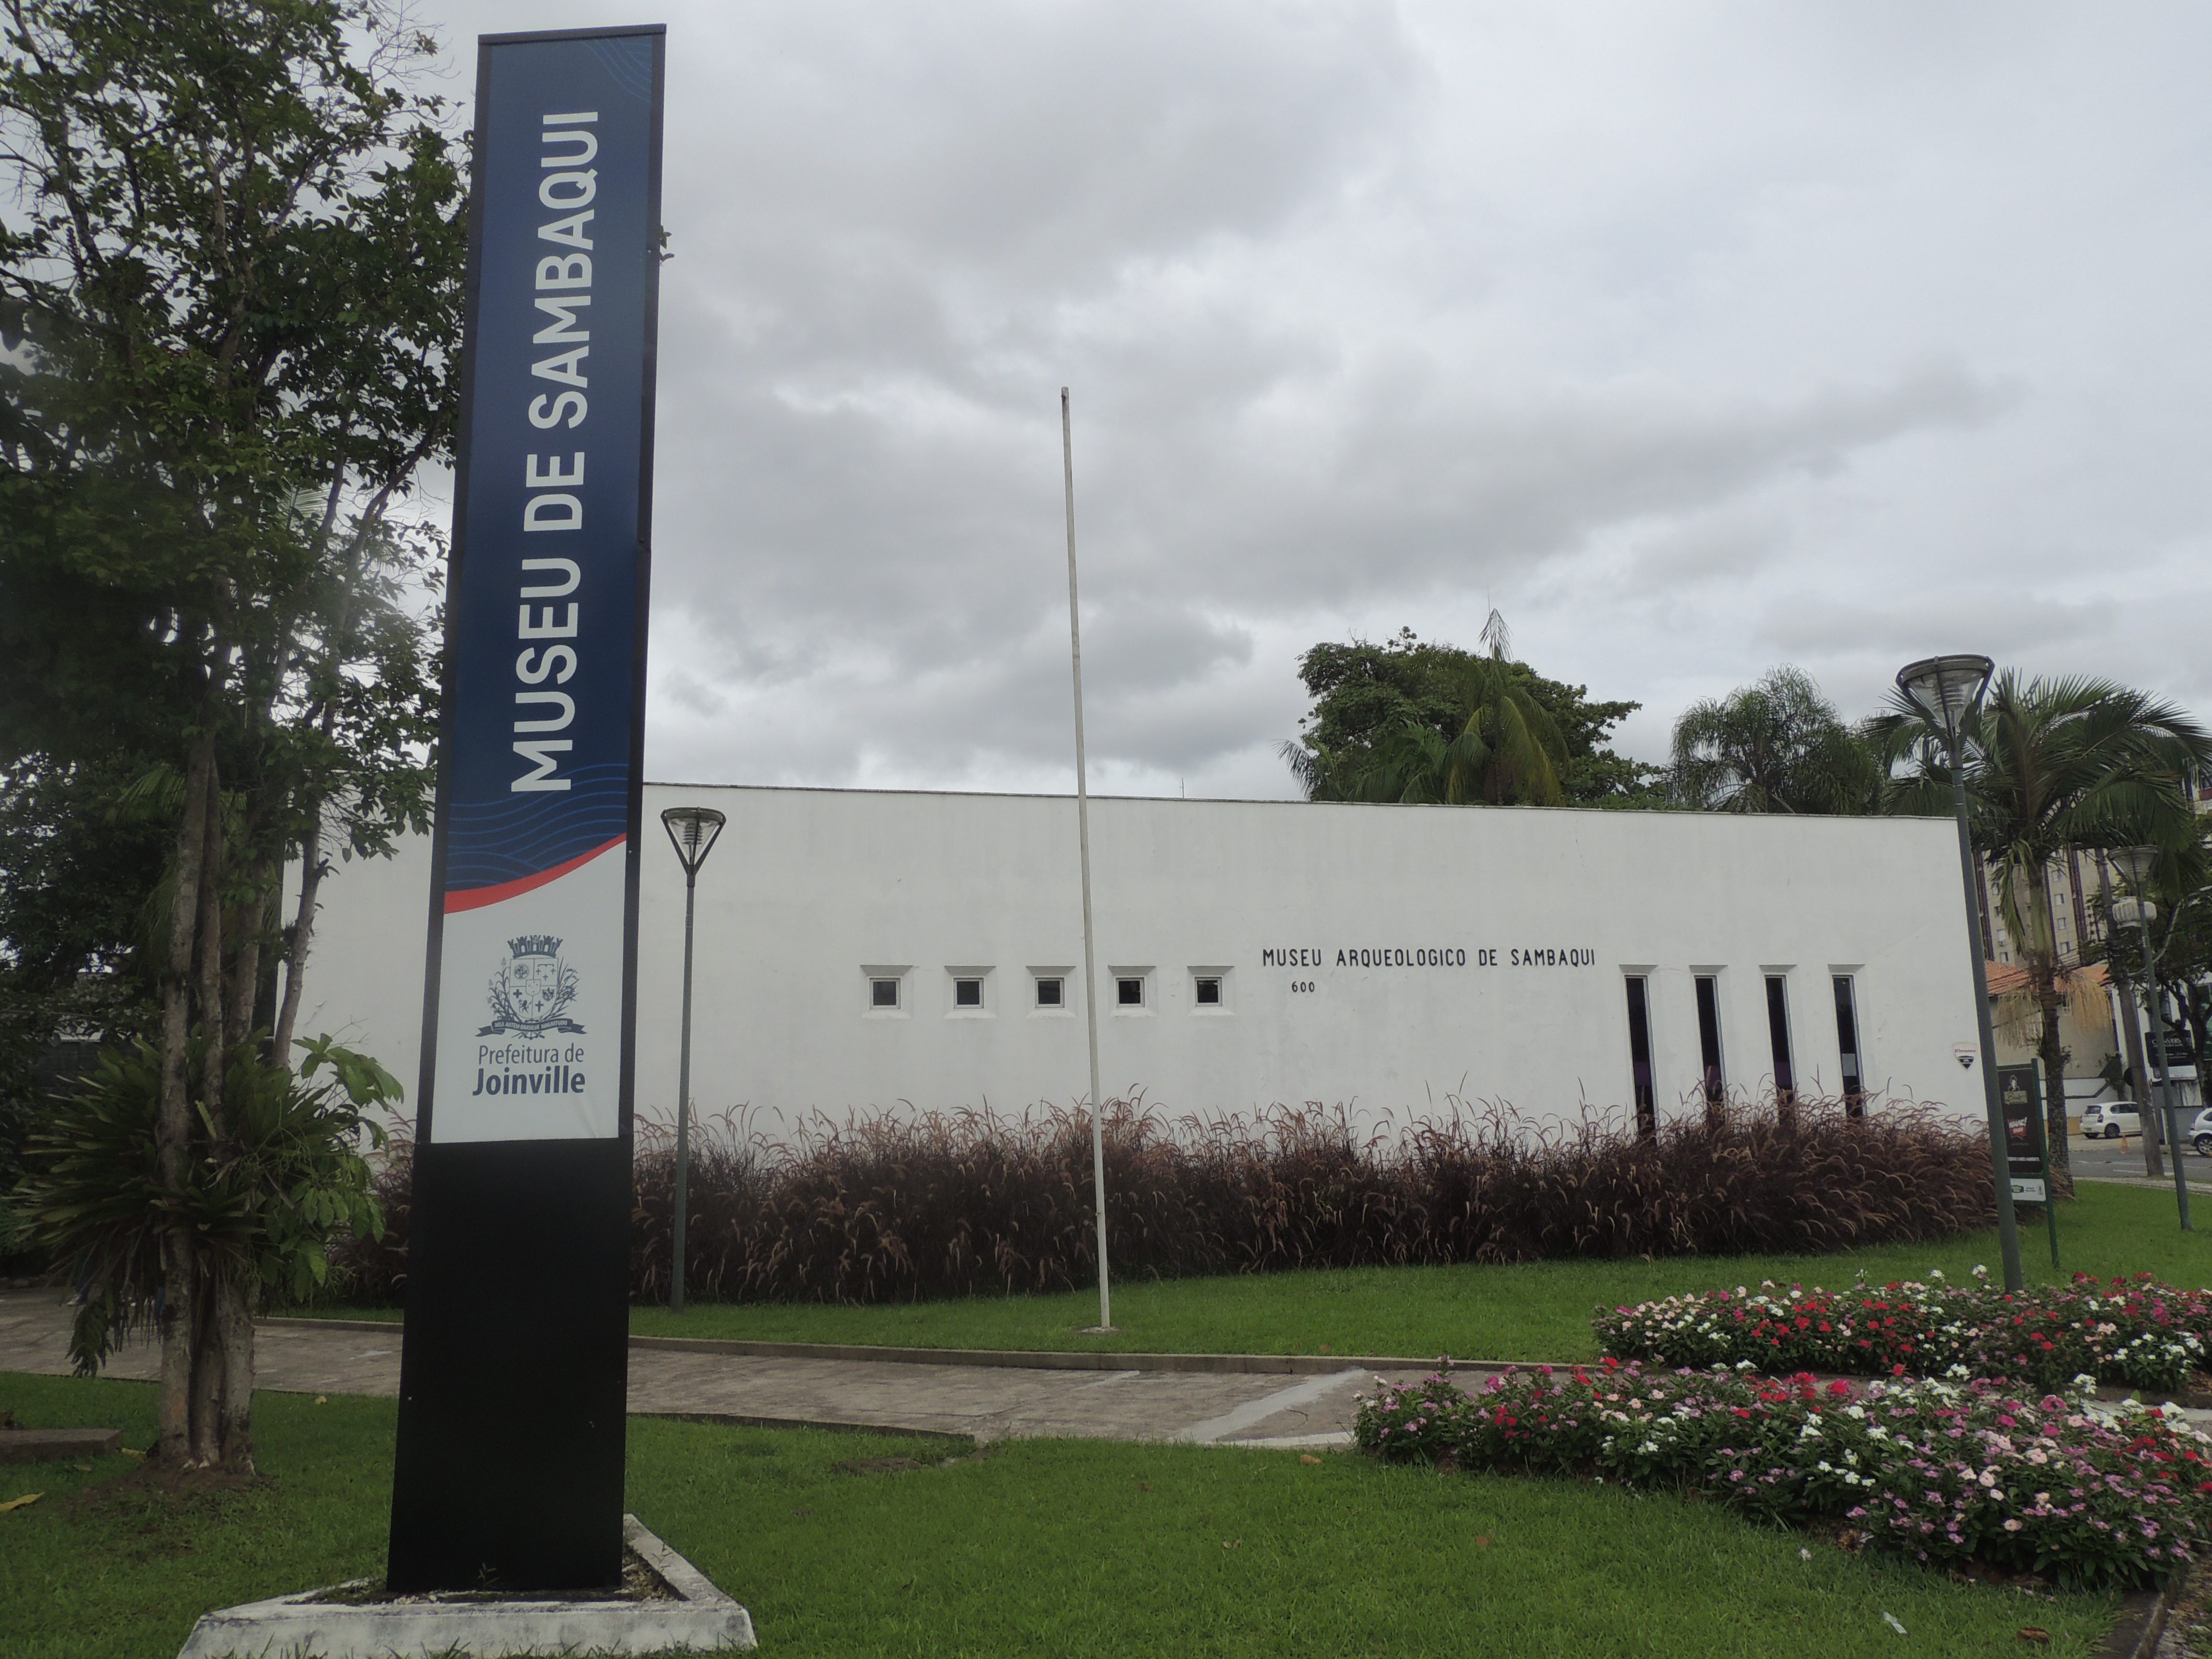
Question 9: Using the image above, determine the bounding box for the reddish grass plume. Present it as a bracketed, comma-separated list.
[333, 1093, 1994, 1306]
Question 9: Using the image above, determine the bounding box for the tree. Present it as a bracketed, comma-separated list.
[0, 754, 170, 1254]
[1871, 673, 2212, 1186]
[1669, 665, 1882, 814]
[1283, 615, 1665, 806]
[0, 0, 465, 1470]
[2086, 830, 2212, 1111]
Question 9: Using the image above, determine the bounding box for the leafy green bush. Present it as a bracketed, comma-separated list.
[12, 1032, 394, 1370]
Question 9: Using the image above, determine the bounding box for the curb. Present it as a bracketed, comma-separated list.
[2076, 1174, 2212, 1193]
[623, 1334, 1490, 1374]
[255, 1319, 2212, 1403]
[634, 1410, 980, 1444]
[256, 1318, 1492, 1375]
[2092, 1567, 2189, 1659]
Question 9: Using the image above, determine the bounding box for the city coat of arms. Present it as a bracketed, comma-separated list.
[480, 935, 586, 1037]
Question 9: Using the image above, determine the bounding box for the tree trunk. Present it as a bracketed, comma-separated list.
[271, 797, 325, 1064]
[155, 732, 216, 1469]
[2115, 967, 2161, 1178]
[2029, 867, 2073, 1192]
[187, 1276, 222, 1467]
[2037, 986, 2073, 1195]
[213, 1269, 257, 1473]
[226, 862, 268, 1046]
[198, 772, 228, 1083]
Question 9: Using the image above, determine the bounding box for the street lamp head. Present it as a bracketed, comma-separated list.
[2108, 844, 2160, 888]
[1895, 654, 1995, 744]
[660, 806, 726, 878]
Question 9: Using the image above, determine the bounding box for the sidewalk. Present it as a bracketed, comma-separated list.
[0, 1290, 1426, 1450]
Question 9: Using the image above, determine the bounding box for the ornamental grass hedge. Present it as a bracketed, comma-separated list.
[333, 1092, 1994, 1305]
[1355, 1361, 2212, 1591]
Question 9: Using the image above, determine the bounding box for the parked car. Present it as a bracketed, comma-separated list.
[2080, 1102, 2142, 1140]
[2193, 1107, 2212, 1157]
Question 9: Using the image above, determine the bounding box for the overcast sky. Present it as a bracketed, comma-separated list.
[421, 0, 2212, 799]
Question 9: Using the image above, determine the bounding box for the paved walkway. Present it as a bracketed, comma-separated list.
[0, 1291, 1424, 1449]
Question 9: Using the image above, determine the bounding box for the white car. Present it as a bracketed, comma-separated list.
[2077, 1101, 2212, 1154]
[2079, 1102, 2141, 1140]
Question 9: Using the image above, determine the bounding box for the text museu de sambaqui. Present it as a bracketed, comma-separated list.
[1261, 947, 1596, 969]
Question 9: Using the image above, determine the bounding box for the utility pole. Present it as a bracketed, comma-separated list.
[1060, 387, 1114, 1333]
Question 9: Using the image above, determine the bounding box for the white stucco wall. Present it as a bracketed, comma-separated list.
[289, 784, 1982, 1140]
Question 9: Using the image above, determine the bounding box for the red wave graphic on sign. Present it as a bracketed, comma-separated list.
[444, 834, 627, 914]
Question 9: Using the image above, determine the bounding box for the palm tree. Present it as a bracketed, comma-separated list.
[1296, 611, 1567, 805]
[1871, 673, 2212, 1182]
[1670, 666, 1881, 813]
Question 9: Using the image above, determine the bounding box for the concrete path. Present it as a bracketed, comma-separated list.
[0, 1290, 1420, 1449]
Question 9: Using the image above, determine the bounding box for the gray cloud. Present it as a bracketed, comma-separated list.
[423, 0, 2212, 797]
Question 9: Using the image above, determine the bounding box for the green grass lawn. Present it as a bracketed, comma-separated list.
[0, 1370, 2128, 1658]
[300, 1181, 2212, 1360]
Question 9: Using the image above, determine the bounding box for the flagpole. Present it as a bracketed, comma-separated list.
[1061, 387, 1114, 1332]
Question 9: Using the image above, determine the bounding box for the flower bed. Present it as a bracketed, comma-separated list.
[1593, 1269, 2212, 1394]
[1354, 1360, 2212, 1590]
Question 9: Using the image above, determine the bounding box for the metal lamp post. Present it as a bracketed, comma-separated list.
[660, 806, 727, 1313]
[1896, 654, 2025, 1291]
[2109, 845, 2191, 1231]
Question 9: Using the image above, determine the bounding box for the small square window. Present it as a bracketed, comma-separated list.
[870, 979, 899, 1009]
[954, 978, 982, 1008]
[1036, 977, 1063, 1008]
[1195, 977, 1222, 1006]
[1117, 977, 1144, 1007]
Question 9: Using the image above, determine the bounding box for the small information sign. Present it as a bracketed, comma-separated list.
[1995, 1060, 2060, 1269]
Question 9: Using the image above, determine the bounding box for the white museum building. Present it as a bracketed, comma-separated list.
[292, 784, 1989, 1142]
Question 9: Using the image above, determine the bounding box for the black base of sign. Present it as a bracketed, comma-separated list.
[386, 1138, 633, 1592]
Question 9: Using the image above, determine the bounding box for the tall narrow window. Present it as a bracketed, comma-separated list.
[1764, 974, 1796, 1126]
[1624, 976, 1656, 1139]
[1695, 974, 1725, 1122]
[1833, 975, 1866, 1118]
